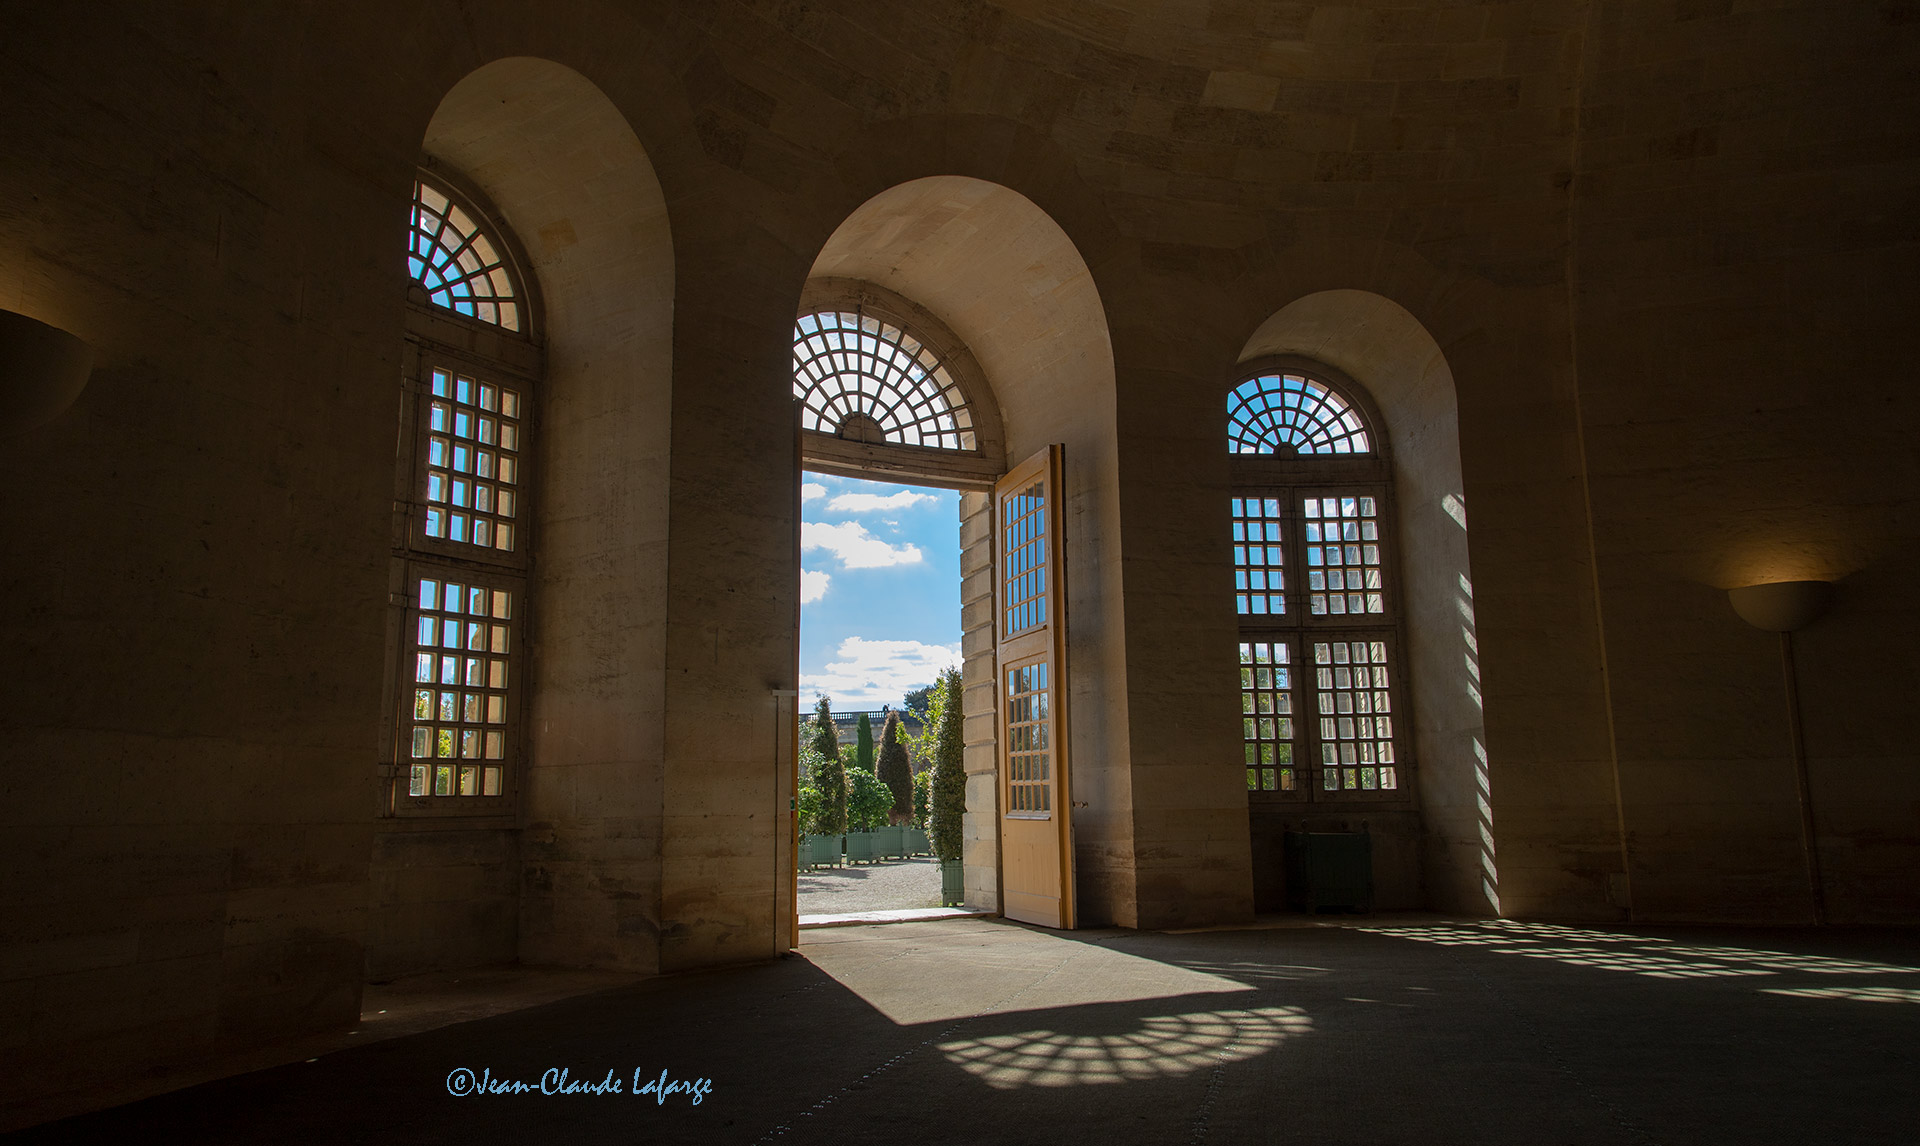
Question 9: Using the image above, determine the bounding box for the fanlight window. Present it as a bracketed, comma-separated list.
[409, 178, 522, 331]
[1227, 373, 1371, 455]
[792, 310, 976, 451]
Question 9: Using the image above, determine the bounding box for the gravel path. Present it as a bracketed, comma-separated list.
[799, 855, 942, 913]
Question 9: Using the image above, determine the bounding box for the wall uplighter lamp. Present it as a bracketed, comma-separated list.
[1, 308, 94, 437]
[1728, 579, 1834, 925]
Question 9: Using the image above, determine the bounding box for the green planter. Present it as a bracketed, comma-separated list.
[844, 831, 876, 864]
[807, 833, 842, 869]
[939, 858, 964, 907]
[905, 828, 930, 856]
[872, 824, 906, 859]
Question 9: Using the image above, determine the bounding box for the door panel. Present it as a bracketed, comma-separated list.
[995, 445, 1074, 929]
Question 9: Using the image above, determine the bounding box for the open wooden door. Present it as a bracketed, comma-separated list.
[994, 445, 1074, 929]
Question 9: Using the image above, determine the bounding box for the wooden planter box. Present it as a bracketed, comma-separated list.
[905, 828, 930, 856]
[807, 834, 842, 869]
[872, 824, 906, 859]
[939, 858, 964, 907]
[844, 831, 877, 864]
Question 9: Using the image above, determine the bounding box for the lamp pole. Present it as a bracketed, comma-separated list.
[1728, 579, 1834, 927]
[1777, 630, 1825, 925]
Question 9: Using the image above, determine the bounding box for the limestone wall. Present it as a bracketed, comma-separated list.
[1, 0, 1915, 1123]
[1572, 1, 1920, 922]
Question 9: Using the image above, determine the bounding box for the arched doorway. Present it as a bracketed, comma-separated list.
[794, 176, 1119, 930]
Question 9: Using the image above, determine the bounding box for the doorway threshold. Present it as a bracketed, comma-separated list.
[800, 907, 997, 929]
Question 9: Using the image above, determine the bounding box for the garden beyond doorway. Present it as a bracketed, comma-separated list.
[797, 473, 965, 920]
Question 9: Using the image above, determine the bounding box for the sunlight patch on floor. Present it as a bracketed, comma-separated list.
[1760, 985, 1920, 1004]
[938, 1004, 1310, 1089]
[802, 920, 1254, 1026]
[1357, 919, 1920, 998]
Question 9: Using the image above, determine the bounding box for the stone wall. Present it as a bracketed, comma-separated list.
[1572, 0, 1920, 923]
[2, 0, 1915, 1122]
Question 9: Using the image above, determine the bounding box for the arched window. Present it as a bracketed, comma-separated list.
[383, 167, 540, 810]
[1229, 361, 1403, 801]
[1227, 373, 1371, 455]
[408, 176, 523, 330]
[793, 309, 977, 451]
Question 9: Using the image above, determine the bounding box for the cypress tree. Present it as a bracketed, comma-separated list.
[810, 696, 848, 836]
[929, 667, 966, 862]
[877, 710, 912, 824]
[854, 711, 875, 775]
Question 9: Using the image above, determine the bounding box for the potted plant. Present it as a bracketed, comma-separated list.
[907, 769, 932, 856]
[808, 696, 848, 867]
[844, 767, 892, 863]
[796, 776, 826, 869]
[929, 667, 966, 906]
[876, 710, 913, 858]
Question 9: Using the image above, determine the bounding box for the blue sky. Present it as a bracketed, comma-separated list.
[800, 471, 961, 711]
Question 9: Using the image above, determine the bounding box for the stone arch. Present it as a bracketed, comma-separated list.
[1239, 290, 1492, 915]
[376, 56, 675, 974]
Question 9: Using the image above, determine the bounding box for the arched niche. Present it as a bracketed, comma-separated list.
[420, 57, 675, 972]
[805, 175, 1131, 925]
[1240, 290, 1494, 916]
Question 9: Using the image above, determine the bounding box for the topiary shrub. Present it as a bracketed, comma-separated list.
[929, 667, 966, 862]
[854, 711, 875, 775]
[810, 696, 848, 836]
[877, 710, 912, 825]
[845, 767, 893, 832]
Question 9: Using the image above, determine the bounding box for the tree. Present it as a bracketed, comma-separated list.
[854, 711, 875, 775]
[877, 710, 912, 825]
[810, 696, 848, 836]
[796, 780, 823, 837]
[929, 667, 966, 862]
[845, 768, 893, 832]
[904, 678, 946, 774]
[911, 769, 931, 830]
[902, 683, 934, 720]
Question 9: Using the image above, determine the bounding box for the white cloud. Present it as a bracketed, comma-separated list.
[802, 520, 923, 568]
[802, 482, 828, 502]
[802, 637, 960, 711]
[800, 569, 830, 604]
[828, 490, 936, 513]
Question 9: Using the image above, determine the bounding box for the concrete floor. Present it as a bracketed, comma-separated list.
[9, 916, 1917, 1145]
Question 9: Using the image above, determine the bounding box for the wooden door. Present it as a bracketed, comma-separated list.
[995, 445, 1075, 929]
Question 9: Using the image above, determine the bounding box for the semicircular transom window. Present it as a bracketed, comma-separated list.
[792, 310, 977, 451]
[1228, 373, 1372, 455]
[409, 178, 522, 332]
